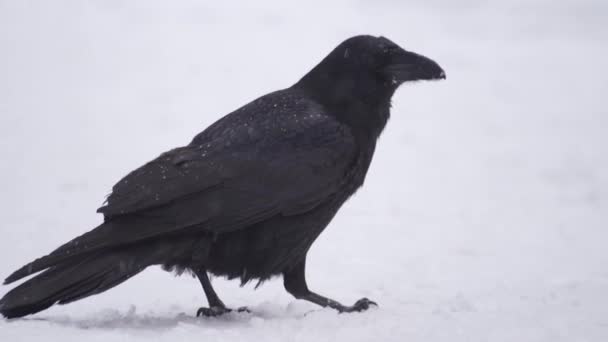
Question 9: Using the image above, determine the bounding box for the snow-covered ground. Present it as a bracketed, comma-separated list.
[1, 1, 607, 341]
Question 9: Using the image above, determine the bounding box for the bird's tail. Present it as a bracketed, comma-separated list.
[0, 246, 157, 319]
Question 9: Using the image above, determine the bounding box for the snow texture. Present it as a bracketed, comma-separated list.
[1, 0, 607, 341]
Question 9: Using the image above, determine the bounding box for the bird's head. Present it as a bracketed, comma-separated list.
[337, 35, 446, 84]
[295, 35, 445, 136]
[296, 35, 445, 100]
[300, 36, 446, 89]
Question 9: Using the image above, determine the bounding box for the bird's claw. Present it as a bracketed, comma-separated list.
[339, 298, 378, 313]
[235, 306, 250, 313]
[196, 306, 232, 317]
[196, 306, 250, 317]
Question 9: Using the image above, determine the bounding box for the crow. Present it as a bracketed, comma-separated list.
[0, 35, 445, 319]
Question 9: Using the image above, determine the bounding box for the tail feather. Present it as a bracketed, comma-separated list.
[4, 254, 78, 285]
[3, 222, 118, 285]
[0, 250, 151, 319]
[5, 217, 193, 285]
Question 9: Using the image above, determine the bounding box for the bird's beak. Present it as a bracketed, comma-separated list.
[382, 49, 446, 83]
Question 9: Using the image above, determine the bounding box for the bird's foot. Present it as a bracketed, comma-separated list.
[196, 306, 250, 317]
[235, 306, 250, 314]
[338, 298, 378, 313]
[196, 306, 231, 317]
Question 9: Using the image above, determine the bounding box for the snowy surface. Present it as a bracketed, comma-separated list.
[1, 1, 607, 341]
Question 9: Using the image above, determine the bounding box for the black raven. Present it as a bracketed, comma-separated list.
[0, 35, 445, 319]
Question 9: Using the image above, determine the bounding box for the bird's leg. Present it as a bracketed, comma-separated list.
[194, 268, 249, 317]
[283, 258, 377, 313]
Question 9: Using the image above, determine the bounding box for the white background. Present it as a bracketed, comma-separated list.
[1, 1, 607, 341]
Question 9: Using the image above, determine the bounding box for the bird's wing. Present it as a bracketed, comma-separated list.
[97, 97, 357, 240]
[3, 114, 358, 285]
[3, 100, 358, 283]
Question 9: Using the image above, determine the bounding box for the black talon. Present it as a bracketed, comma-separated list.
[337, 298, 378, 313]
[196, 306, 232, 317]
[196, 305, 251, 317]
[353, 298, 378, 312]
